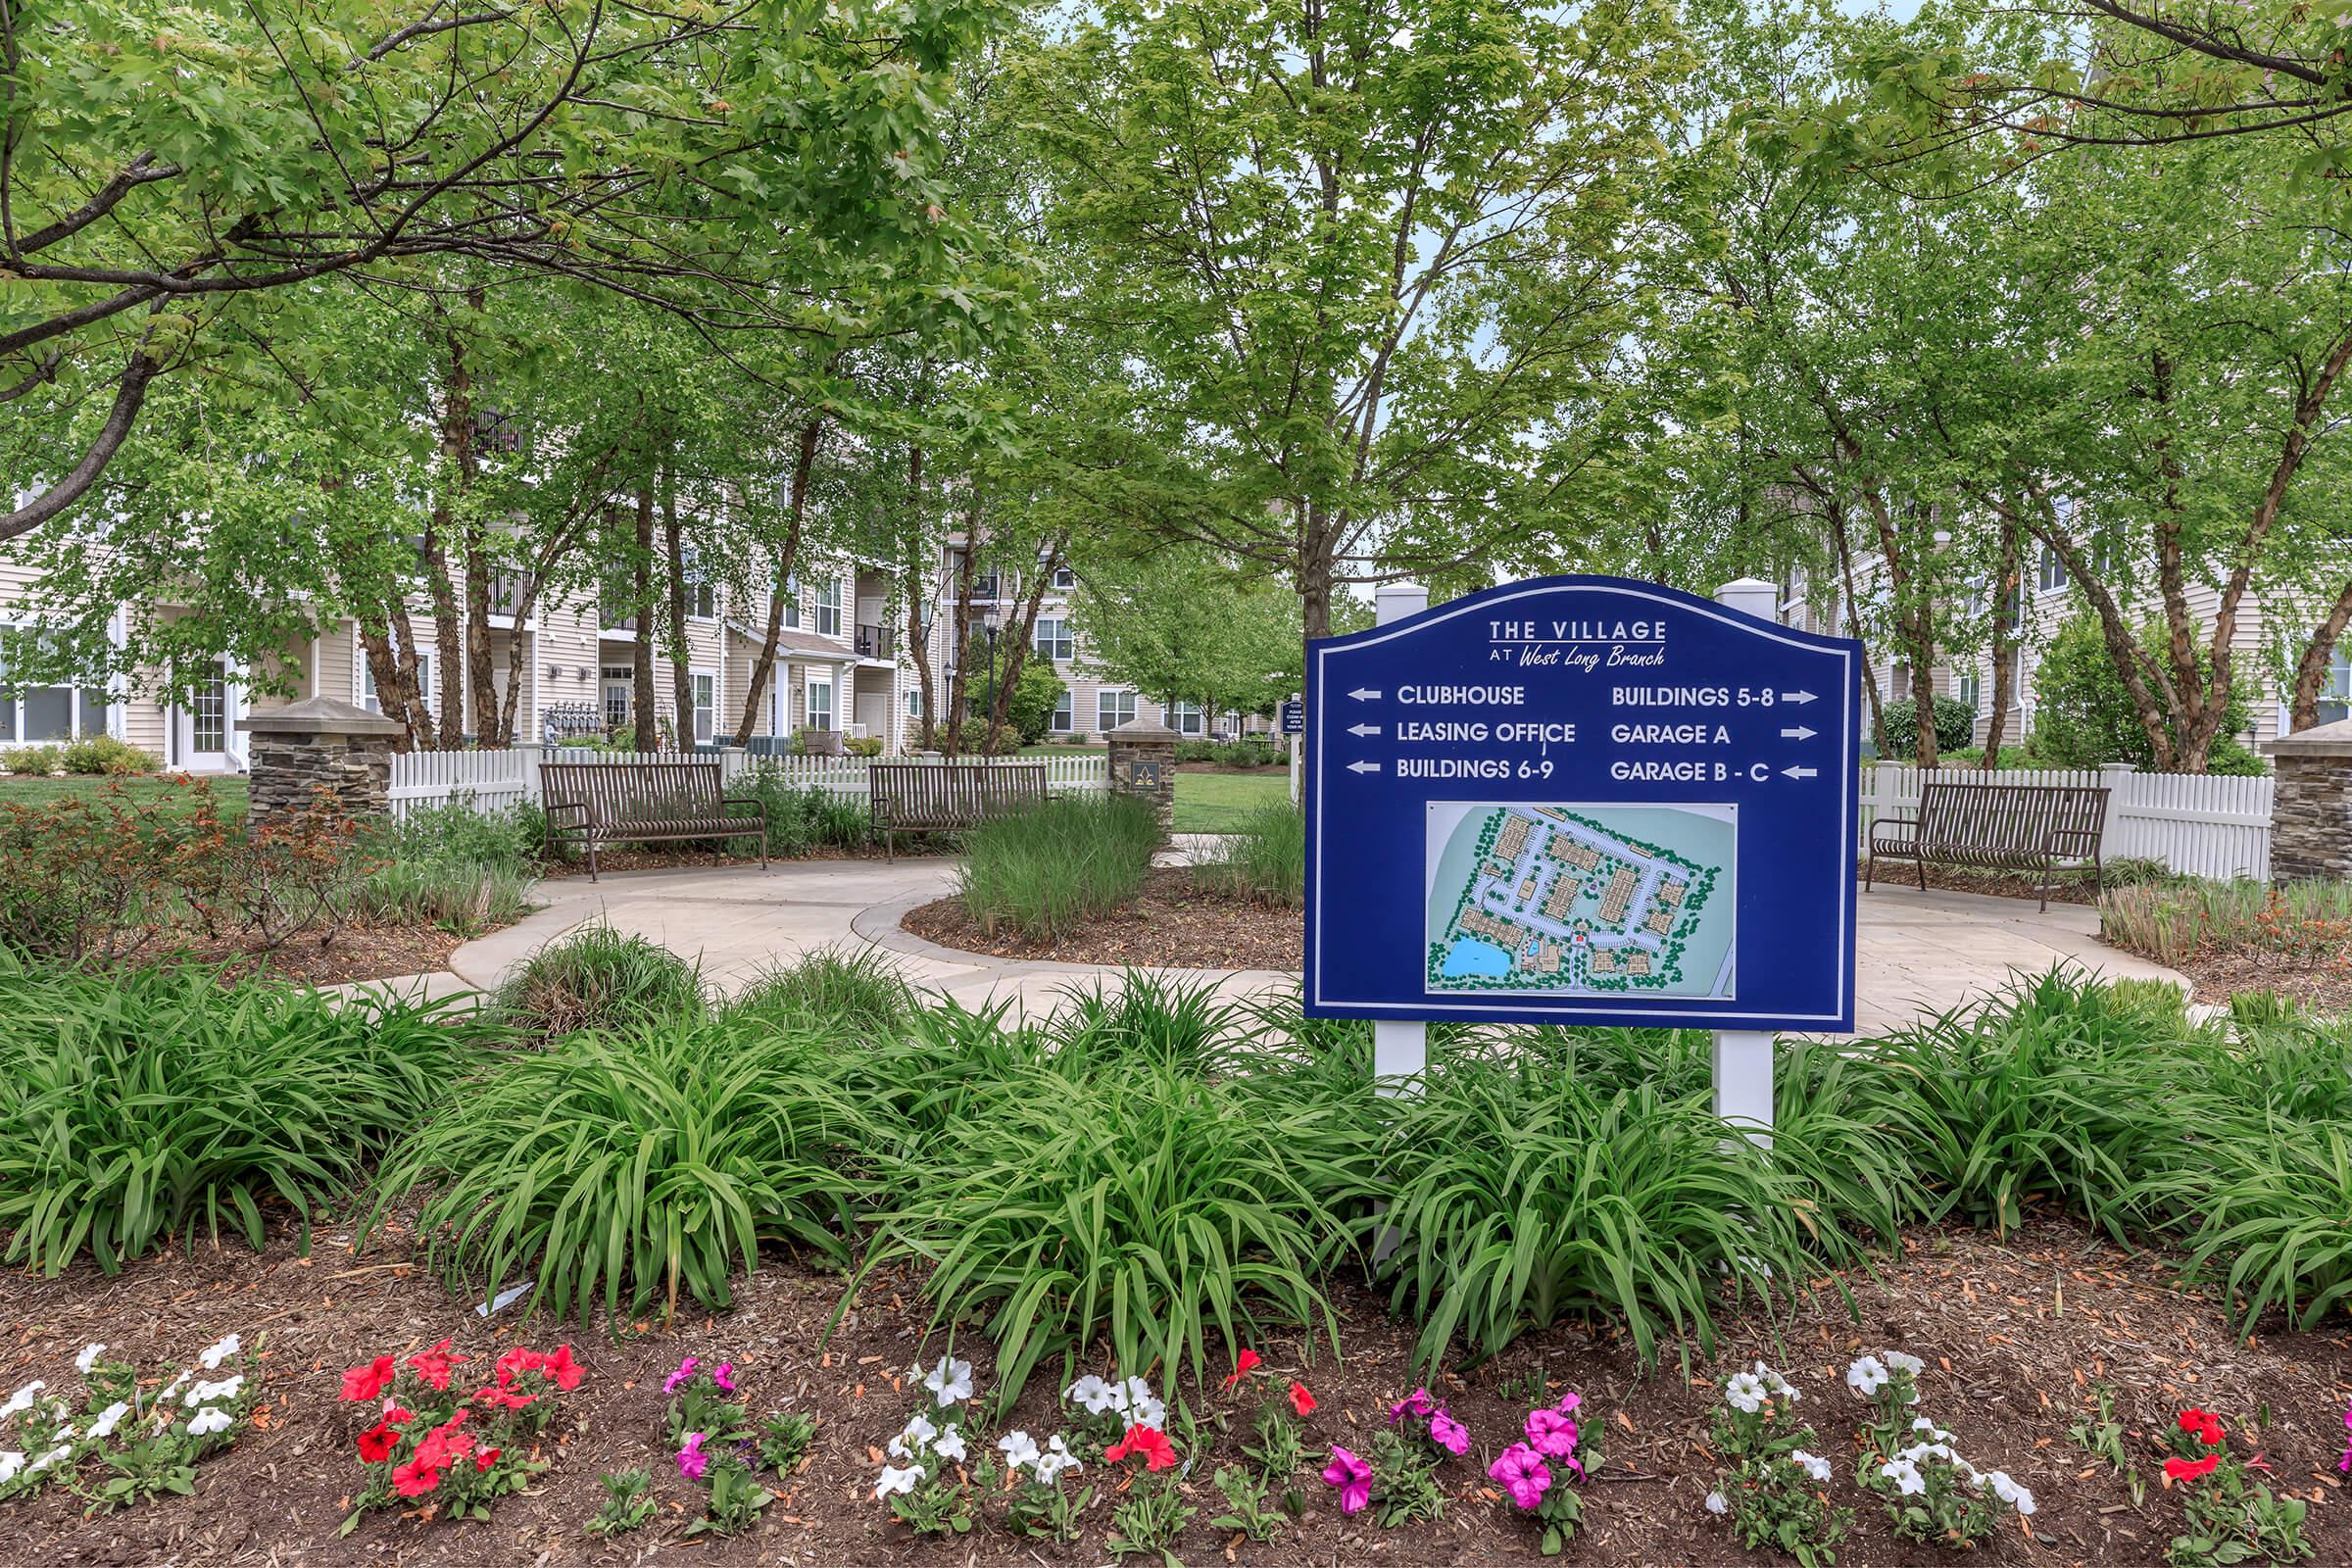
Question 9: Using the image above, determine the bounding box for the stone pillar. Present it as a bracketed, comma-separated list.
[1107, 719, 1177, 842]
[2264, 718, 2352, 882]
[240, 696, 405, 821]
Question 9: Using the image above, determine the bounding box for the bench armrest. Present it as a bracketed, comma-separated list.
[2048, 827, 2102, 849]
[720, 795, 763, 812]
[1871, 814, 1919, 837]
[544, 800, 591, 827]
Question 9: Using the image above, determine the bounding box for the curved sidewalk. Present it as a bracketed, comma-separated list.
[425, 858, 2188, 1035]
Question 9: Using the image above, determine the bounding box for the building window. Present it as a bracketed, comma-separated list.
[1171, 701, 1204, 735]
[806, 678, 834, 731]
[906, 687, 924, 719]
[692, 671, 715, 743]
[2323, 649, 2351, 725]
[2037, 543, 2066, 594]
[1052, 689, 1072, 731]
[782, 574, 801, 629]
[1097, 688, 1137, 732]
[1048, 559, 1075, 591]
[362, 646, 435, 718]
[1033, 616, 1073, 662]
[600, 663, 630, 726]
[684, 552, 717, 620]
[0, 627, 106, 743]
[1954, 670, 1982, 714]
[816, 578, 842, 637]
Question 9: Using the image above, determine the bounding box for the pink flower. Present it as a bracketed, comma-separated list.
[1554, 1391, 1583, 1417]
[1390, 1388, 1437, 1424]
[1490, 1441, 1552, 1510]
[713, 1362, 736, 1394]
[1429, 1408, 1470, 1457]
[1525, 1407, 1581, 1459]
[663, 1357, 700, 1396]
[1322, 1445, 1372, 1514]
[678, 1432, 710, 1482]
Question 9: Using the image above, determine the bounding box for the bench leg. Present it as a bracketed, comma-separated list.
[1916, 856, 1928, 892]
[587, 837, 600, 883]
[1863, 847, 1876, 892]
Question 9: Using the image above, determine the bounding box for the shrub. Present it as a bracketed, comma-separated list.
[374, 1017, 869, 1319]
[353, 858, 534, 935]
[2031, 613, 2255, 769]
[956, 794, 1158, 940]
[494, 923, 706, 1037]
[725, 946, 919, 1035]
[1193, 799, 1304, 906]
[377, 801, 539, 872]
[0, 781, 219, 960]
[0, 955, 488, 1274]
[60, 734, 158, 776]
[1880, 696, 1975, 757]
[2, 743, 61, 775]
[846, 735, 884, 758]
[954, 716, 1024, 756]
[864, 1054, 1371, 1403]
[739, 767, 871, 857]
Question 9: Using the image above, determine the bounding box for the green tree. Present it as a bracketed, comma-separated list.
[2031, 615, 2257, 772]
[1069, 551, 1304, 722]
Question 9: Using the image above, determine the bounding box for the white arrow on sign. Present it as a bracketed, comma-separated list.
[1348, 722, 1381, 737]
[1781, 689, 1818, 706]
[1780, 725, 1817, 741]
[1347, 760, 1382, 774]
[1348, 687, 1383, 701]
[1781, 764, 1819, 780]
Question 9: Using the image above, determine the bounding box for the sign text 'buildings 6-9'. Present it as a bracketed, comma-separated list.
[1304, 576, 1862, 1032]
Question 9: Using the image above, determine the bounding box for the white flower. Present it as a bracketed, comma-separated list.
[1884, 1350, 1924, 1375]
[1988, 1471, 2034, 1514]
[1723, 1371, 1769, 1414]
[74, 1345, 106, 1375]
[1113, 1376, 1163, 1427]
[0, 1451, 20, 1484]
[1704, 1490, 1729, 1515]
[197, 1334, 241, 1371]
[874, 1461, 925, 1499]
[1753, 1361, 1800, 1401]
[1879, 1457, 1926, 1497]
[0, 1381, 44, 1420]
[888, 1412, 938, 1459]
[1845, 1355, 1888, 1397]
[158, 1373, 188, 1405]
[186, 1406, 233, 1438]
[25, 1444, 71, 1475]
[933, 1424, 967, 1463]
[1066, 1375, 1119, 1415]
[85, 1402, 129, 1441]
[184, 1376, 243, 1406]
[923, 1355, 974, 1408]
[998, 1430, 1040, 1471]
[2012, 1488, 2036, 1516]
[1790, 1448, 1833, 1483]
[1033, 1436, 1081, 1485]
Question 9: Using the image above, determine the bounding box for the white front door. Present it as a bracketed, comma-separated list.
[179, 657, 233, 771]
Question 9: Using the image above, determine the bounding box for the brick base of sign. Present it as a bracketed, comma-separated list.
[2271, 754, 2352, 882]
[249, 734, 394, 820]
[1107, 721, 1177, 843]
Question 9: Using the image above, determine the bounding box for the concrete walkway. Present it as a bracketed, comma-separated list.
[388, 858, 2188, 1036]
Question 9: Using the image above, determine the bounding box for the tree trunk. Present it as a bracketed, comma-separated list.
[2014, 489, 2181, 769]
[732, 412, 824, 746]
[1827, 498, 1887, 757]
[986, 540, 1062, 750]
[631, 482, 658, 749]
[661, 454, 695, 749]
[1981, 519, 2020, 768]
[2289, 576, 2352, 731]
[354, 614, 428, 752]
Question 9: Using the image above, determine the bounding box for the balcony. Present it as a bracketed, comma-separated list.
[486, 571, 533, 621]
[855, 622, 895, 660]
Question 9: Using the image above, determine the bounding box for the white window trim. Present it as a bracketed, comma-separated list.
[1096, 687, 1137, 733]
[1051, 688, 1073, 731]
[690, 668, 716, 744]
[804, 671, 836, 731]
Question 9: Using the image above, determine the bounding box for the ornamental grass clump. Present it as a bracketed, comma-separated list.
[1192, 798, 1304, 906]
[724, 945, 919, 1035]
[0, 956, 486, 1275]
[493, 922, 706, 1038]
[371, 1016, 869, 1320]
[861, 1054, 1372, 1404]
[956, 794, 1158, 940]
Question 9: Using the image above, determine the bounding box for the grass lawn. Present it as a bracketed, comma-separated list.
[0, 772, 250, 815]
[1173, 767, 1290, 832]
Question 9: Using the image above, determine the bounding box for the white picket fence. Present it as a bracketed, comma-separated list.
[387, 746, 1106, 819]
[1858, 762, 2275, 881]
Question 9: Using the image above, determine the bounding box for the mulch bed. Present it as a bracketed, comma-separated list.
[2173, 951, 2352, 1013]
[902, 867, 1303, 969]
[7, 1210, 2352, 1566]
[537, 843, 951, 880]
[1868, 860, 2102, 907]
[100, 923, 469, 988]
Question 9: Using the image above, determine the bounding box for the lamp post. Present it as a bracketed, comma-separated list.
[981, 612, 1001, 751]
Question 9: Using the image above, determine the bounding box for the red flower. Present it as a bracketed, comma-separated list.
[414, 1412, 474, 1470]
[2165, 1454, 2221, 1485]
[1289, 1381, 1317, 1417]
[474, 1446, 501, 1472]
[408, 1339, 465, 1393]
[340, 1355, 395, 1402]
[1223, 1349, 1262, 1390]
[357, 1421, 402, 1463]
[543, 1345, 582, 1392]
[493, 1348, 540, 1388]
[474, 1383, 538, 1412]
[391, 1457, 443, 1497]
[1106, 1425, 1179, 1472]
[381, 1403, 412, 1427]
[2177, 1408, 2226, 1446]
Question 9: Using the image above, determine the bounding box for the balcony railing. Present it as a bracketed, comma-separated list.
[855, 622, 895, 660]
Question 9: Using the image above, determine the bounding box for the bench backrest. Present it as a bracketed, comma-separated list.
[869, 761, 1048, 827]
[1918, 781, 2108, 855]
[541, 760, 726, 826]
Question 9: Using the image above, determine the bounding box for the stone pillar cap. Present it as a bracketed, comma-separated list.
[1110, 720, 1178, 740]
[2265, 717, 2352, 758]
[239, 696, 406, 737]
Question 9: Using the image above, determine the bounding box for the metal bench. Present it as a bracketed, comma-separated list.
[869, 761, 1047, 861]
[539, 760, 766, 882]
[1865, 779, 2110, 910]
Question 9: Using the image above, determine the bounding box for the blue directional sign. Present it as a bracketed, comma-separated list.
[1281, 700, 1304, 736]
[1304, 576, 1861, 1031]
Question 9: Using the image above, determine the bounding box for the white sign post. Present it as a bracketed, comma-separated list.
[1368, 581, 1431, 1094]
[1709, 576, 1780, 1145]
[1288, 691, 1302, 807]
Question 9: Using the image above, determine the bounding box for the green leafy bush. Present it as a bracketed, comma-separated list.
[1193, 799, 1303, 906]
[739, 766, 871, 856]
[0, 955, 487, 1274]
[724, 946, 918, 1035]
[495, 923, 706, 1036]
[60, 734, 159, 776]
[2, 743, 61, 775]
[2031, 613, 2257, 770]
[1880, 695, 1975, 757]
[956, 794, 1158, 940]
[374, 1016, 870, 1319]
